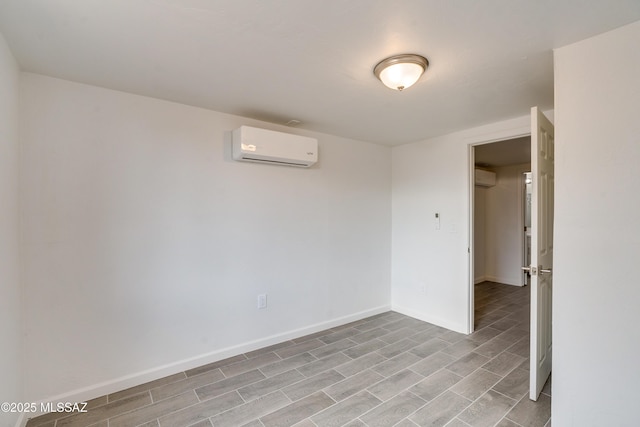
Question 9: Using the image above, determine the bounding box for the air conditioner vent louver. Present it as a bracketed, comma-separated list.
[241, 157, 310, 167]
[232, 126, 318, 168]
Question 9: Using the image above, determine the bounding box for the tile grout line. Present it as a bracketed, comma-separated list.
[30, 284, 548, 427]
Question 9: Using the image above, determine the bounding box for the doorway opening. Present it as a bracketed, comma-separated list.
[472, 137, 531, 313]
[468, 108, 554, 402]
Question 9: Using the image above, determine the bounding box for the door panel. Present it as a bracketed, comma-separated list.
[530, 107, 554, 401]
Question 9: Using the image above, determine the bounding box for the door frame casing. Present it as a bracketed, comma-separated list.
[466, 132, 530, 333]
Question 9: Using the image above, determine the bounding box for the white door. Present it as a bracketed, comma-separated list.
[528, 107, 554, 400]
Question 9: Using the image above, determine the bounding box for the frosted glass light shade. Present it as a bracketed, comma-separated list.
[374, 54, 428, 91]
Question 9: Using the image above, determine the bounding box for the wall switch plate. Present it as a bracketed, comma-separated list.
[257, 294, 267, 309]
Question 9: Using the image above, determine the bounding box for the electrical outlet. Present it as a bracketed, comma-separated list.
[420, 285, 427, 295]
[257, 294, 267, 309]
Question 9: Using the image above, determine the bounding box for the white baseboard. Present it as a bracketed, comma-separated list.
[17, 305, 390, 427]
[14, 414, 26, 427]
[391, 304, 467, 334]
[485, 275, 523, 287]
[474, 275, 487, 284]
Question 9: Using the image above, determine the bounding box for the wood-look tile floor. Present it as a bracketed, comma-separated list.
[27, 282, 550, 427]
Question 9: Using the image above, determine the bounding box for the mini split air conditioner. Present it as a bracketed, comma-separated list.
[475, 169, 496, 187]
[232, 126, 318, 167]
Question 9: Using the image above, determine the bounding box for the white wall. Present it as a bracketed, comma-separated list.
[20, 73, 391, 402]
[553, 20, 640, 426]
[0, 33, 22, 427]
[391, 115, 531, 333]
[484, 163, 529, 286]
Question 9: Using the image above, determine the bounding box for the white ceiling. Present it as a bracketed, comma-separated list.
[1, 1, 639, 146]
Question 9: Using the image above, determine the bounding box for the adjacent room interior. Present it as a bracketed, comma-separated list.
[473, 137, 532, 289]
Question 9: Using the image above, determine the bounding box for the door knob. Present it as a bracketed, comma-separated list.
[540, 268, 552, 274]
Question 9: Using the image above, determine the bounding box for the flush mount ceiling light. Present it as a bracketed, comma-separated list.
[373, 54, 429, 91]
